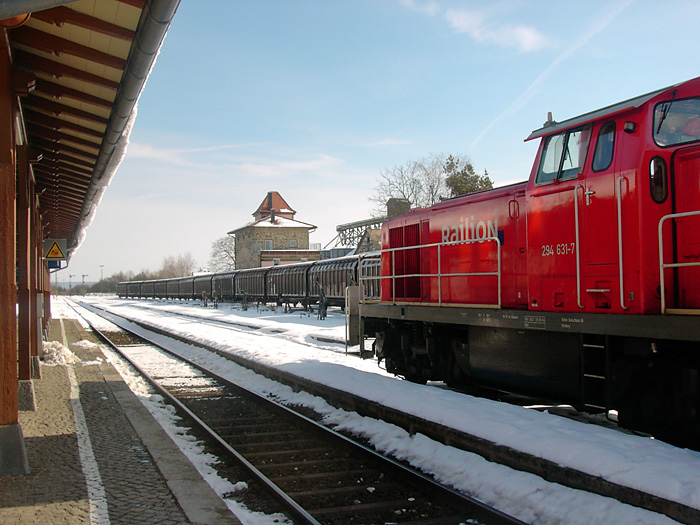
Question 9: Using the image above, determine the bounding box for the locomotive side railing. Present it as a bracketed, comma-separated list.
[616, 177, 628, 310]
[574, 185, 583, 309]
[359, 236, 502, 308]
[358, 255, 381, 302]
[658, 209, 700, 314]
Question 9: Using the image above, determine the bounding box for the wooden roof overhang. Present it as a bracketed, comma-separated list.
[4, 0, 179, 258]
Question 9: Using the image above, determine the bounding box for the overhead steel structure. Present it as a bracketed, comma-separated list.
[331, 216, 386, 248]
[0, 0, 180, 473]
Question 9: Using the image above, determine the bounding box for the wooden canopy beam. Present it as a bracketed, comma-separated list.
[31, 6, 136, 42]
[24, 95, 110, 126]
[12, 49, 120, 91]
[10, 26, 127, 71]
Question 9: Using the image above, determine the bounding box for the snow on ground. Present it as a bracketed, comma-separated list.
[54, 295, 699, 524]
[42, 340, 82, 366]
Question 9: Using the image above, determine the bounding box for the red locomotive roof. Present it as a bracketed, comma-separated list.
[525, 80, 684, 142]
[422, 180, 527, 211]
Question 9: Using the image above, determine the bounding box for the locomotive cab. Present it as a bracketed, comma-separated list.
[524, 81, 700, 316]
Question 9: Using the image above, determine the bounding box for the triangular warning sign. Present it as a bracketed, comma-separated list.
[46, 241, 66, 259]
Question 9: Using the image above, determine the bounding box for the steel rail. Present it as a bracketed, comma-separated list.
[67, 301, 322, 525]
[72, 299, 524, 525]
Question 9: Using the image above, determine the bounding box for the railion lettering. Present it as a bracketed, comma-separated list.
[441, 217, 498, 244]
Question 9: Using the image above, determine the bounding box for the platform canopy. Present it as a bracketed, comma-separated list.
[3, 0, 179, 258]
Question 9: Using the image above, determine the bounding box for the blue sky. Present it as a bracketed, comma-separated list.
[60, 0, 700, 282]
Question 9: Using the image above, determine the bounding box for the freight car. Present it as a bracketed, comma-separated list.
[309, 254, 360, 307]
[212, 270, 236, 302]
[126, 280, 142, 299]
[267, 262, 309, 306]
[141, 280, 156, 300]
[359, 76, 700, 446]
[193, 274, 213, 300]
[116, 253, 380, 307]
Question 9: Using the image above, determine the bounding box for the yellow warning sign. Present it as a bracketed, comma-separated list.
[43, 239, 67, 260]
[46, 242, 65, 259]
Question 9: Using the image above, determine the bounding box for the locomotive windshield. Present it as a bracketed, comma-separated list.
[536, 125, 592, 184]
[653, 97, 700, 147]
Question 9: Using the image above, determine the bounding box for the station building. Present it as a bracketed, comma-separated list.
[228, 191, 320, 269]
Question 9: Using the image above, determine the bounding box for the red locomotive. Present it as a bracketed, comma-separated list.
[361, 76, 700, 446]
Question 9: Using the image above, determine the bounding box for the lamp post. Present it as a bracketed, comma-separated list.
[69, 274, 74, 295]
[100, 265, 104, 294]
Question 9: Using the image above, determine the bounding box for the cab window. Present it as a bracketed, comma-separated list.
[592, 122, 615, 172]
[653, 97, 700, 147]
[536, 125, 592, 184]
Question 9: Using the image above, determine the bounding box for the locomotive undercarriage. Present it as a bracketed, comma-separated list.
[367, 314, 700, 449]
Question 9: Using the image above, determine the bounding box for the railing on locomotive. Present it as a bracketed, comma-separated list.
[358, 236, 502, 307]
[658, 209, 700, 314]
[358, 256, 380, 302]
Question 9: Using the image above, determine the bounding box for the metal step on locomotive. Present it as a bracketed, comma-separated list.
[359, 75, 700, 448]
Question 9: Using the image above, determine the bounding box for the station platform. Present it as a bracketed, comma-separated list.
[0, 317, 240, 524]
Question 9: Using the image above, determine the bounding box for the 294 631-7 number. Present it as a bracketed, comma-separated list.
[541, 243, 576, 256]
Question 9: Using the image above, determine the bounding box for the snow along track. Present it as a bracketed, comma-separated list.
[68, 297, 700, 524]
[109, 301, 354, 353]
[76, 300, 522, 524]
[103, 301, 650, 434]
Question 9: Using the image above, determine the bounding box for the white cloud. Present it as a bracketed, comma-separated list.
[175, 142, 269, 154]
[505, 24, 549, 53]
[126, 142, 268, 166]
[444, 8, 548, 53]
[363, 138, 416, 147]
[442, 7, 486, 34]
[127, 142, 178, 163]
[126, 142, 341, 179]
[399, 0, 441, 17]
[235, 154, 342, 179]
[400, 1, 548, 53]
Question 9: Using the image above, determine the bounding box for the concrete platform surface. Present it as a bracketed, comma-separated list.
[0, 318, 240, 524]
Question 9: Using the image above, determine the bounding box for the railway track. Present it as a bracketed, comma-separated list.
[72, 300, 522, 524]
[70, 298, 700, 524]
[79, 300, 670, 438]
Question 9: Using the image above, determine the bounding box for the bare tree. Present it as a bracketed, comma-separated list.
[157, 252, 197, 278]
[368, 160, 425, 215]
[414, 155, 446, 206]
[369, 153, 490, 215]
[209, 236, 235, 272]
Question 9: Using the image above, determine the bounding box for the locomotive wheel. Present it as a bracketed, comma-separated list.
[403, 365, 427, 385]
